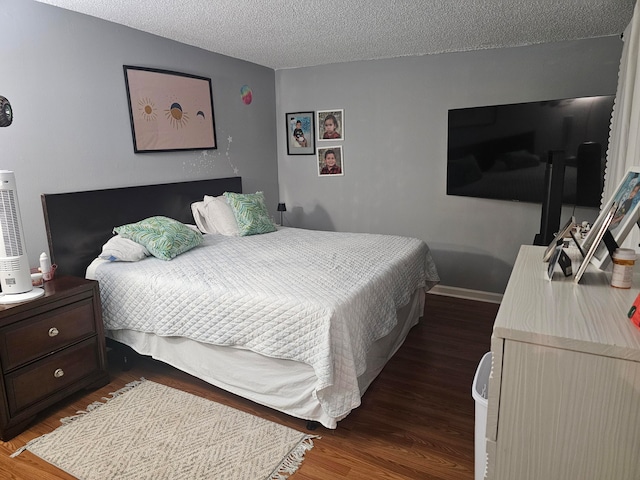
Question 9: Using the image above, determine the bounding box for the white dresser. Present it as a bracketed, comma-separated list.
[486, 245, 640, 480]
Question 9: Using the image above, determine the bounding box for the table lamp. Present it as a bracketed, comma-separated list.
[277, 203, 286, 226]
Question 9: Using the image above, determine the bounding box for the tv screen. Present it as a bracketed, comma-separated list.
[446, 95, 615, 207]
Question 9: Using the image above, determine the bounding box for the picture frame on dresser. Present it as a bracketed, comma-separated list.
[581, 166, 640, 270]
[546, 244, 564, 280]
[543, 216, 576, 262]
[574, 202, 618, 284]
[546, 244, 573, 280]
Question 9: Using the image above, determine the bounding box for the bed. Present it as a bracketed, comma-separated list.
[41, 177, 440, 428]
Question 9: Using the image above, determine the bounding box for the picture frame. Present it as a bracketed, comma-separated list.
[580, 166, 640, 270]
[317, 145, 344, 177]
[543, 216, 576, 262]
[317, 109, 344, 141]
[546, 244, 564, 280]
[574, 201, 618, 283]
[286, 112, 315, 155]
[123, 65, 216, 153]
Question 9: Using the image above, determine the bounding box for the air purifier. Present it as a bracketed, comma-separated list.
[0, 170, 44, 304]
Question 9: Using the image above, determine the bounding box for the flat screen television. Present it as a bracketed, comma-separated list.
[446, 95, 615, 208]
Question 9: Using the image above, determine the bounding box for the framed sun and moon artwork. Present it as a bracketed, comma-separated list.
[123, 65, 217, 153]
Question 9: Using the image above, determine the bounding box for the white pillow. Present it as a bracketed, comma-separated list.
[99, 235, 150, 262]
[191, 200, 219, 234]
[191, 195, 240, 236]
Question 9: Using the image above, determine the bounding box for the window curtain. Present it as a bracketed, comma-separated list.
[603, 1, 640, 249]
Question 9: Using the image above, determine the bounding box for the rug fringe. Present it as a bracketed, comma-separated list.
[10, 378, 146, 458]
[269, 435, 319, 480]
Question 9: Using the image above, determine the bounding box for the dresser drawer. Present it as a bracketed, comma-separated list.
[0, 298, 96, 371]
[5, 337, 101, 415]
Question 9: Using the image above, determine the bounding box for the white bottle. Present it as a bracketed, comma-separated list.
[40, 252, 52, 281]
[611, 248, 636, 289]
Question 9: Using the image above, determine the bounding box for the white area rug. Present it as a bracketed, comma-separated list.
[12, 379, 317, 479]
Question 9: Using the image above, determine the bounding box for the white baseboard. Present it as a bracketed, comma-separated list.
[428, 285, 502, 304]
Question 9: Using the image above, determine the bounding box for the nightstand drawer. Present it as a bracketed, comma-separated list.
[0, 298, 96, 371]
[5, 337, 101, 415]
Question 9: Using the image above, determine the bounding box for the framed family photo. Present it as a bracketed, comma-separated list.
[575, 201, 618, 283]
[317, 109, 344, 141]
[317, 146, 344, 176]
[581, 166, 640, 270]
[123, 65, 216, 153]
[286, 112, 315, 155]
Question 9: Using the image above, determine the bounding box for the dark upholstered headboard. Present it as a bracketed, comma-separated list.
[41, 177, 242, 278]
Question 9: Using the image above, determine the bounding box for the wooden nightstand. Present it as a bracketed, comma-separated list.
[0, 276, 109, 440]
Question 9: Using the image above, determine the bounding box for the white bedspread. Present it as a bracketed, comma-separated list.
[91, 227, 439, 419]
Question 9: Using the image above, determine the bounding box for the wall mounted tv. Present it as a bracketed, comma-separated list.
[446, 95, 615, 208]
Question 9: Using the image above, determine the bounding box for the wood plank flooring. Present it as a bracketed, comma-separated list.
[0, 293, 498, 479]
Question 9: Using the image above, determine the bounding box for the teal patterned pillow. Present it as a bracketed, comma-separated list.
[223, 191, 276, 236]
[113, 216, 203, 260]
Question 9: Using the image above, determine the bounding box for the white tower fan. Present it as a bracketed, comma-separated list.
[0, 170, 43, 304]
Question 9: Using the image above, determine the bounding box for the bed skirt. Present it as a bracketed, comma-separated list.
[107, 288, 425, 429]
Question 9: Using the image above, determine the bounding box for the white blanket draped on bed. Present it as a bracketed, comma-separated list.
[91, 227, 439, 419]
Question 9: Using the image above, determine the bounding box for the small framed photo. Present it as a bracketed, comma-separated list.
[543, 216, 576, 262]
[575, 201, 618, 283]
[581, 166, 640, 270]
[546, 244, 564, 280]
[317, 146, 344, 176]
[286, 112, 315, 155]
[317, 109, 344, 141]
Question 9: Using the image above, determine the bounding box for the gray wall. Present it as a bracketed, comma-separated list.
[2, 0, 624, 295]
[2, 0, 278, 269]
[276, 37, 623, 293]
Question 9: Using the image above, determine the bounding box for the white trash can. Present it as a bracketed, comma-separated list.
[472, 352, 492, 480]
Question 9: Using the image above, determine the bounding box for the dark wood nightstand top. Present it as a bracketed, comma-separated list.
[0, 276, 98, 318]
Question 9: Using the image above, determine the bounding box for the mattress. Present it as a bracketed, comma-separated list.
[88, 227, 439, 426]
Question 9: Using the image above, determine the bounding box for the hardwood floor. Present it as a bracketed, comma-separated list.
[0, 293, 498, 479]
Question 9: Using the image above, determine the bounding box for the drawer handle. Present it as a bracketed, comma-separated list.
[53, 368, 64, 378]
[48, 327, 59, 337]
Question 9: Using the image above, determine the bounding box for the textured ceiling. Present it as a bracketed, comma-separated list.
[34, 0, 635, 70]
